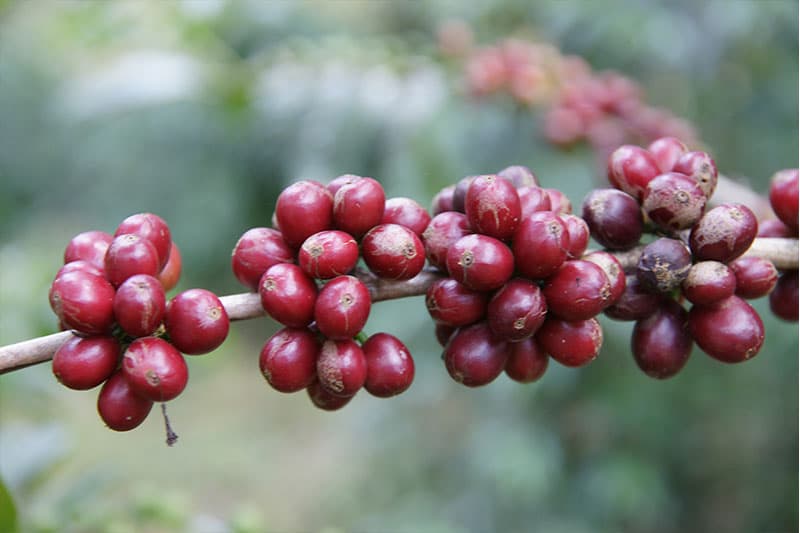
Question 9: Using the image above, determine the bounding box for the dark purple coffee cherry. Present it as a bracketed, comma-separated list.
[631, 299, 692, 379]
[443, 322, 508, 387]
[637, 237, 692, 294]
[504, 337, 549, 383]
[770, 270, 798, 321]
[581, 188, 643, 250]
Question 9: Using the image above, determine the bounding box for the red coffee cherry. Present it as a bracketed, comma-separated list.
[431, 185, 456, 216]
[422, 211, 472, 272]
[316, 339, 367, 397]
[544, 188, 572, 214]
[53, 335, 120, 390]
[604, 274, 662, 321]
[636, 237, 692, 294]
[158, 243, 182, 292]
[231, 227, 294, 290]
[446, 234, 514, 291]
[690, 203, 758, 263]
[517, 186, 552, 217]
[583, 251, 626, 305]
[497, 165, 539, 188]
[113, 274, 166, 338]
[259, 263, 318, 328]
[64, 230, 113, 270]
[435, 323, 456, 347]
[682, 261, 736, 305]
[297, 230, 358, 280]
[758, 219, 791, 238]
[560, 214, 590, 259]
[425, 278, 488, 327]
[114, 213, 172, 270]
[581, 188, 643, 250]
[275, 180, 334, 248]
[332, 176, 386, 238]
[768, 168, 799, 234]
[443, 322, 508, 387]
[165, 289, 229, 355]
[362, 333, 415, 398]
[327, 174, 362, 197]
[451, 176, 475, 213]
[487, 278, 547, 341]
[381, 197, 432, 236]
[56, 260, 105, 278]
[122, 337, 188, 402]
[647, 136, 688, 173]
[259, 327, 320, 393]
[104, 234, 161, 287]
[672, 151, 718, 198]
[464, 174, 521, 240]
[689, 295, 765, 363]
[307, 379, 354, 411]
[544, 260, 612, 321]
[362, 224, 426, 281]
[770, 270, 798, 321]
[97, 370, 154, 431]
[607, 144, 661, 200]
[504, 337, 549, 383]
[313, 275, 371, 340]
[631, 299, 692, 379]
[512, 211, 568, 280]
[729, 256, 778, 299]
[49, 269, 116, 335]
[536, 317, 603, 368]
[642, 172, 707, 231]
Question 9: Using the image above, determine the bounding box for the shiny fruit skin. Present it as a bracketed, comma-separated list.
[122, 337, 188, 402]
[313, 275, 371, 340]
[422, 212, 472, 272]
[114, 213, 172, 270]
[362, 224, 426, 281]
[381, 197, 431, 236]
[536, 317, 603, 368]
[504, 337, 549, 383]
[316, 339, 367, 397]
[259, 263, 318, 328]
[97, 370, 154, 432]
[275, 180, 334, 248]
[487, 278, 547, 341]
[362, 333, 415, 398]
[49, 270, 116, 335]
[425, 278, 488, 327]
[231, 227, 294, 290]
[464, 174, 521, 240]
[443, 322, 508, 387]
[512, 211, 568, 280]
[446, 234, 514, 291]
[332, 176, 386, 239]
[104, 234, 161, 287]
[113, 274, 166, 338]
[631, 300, 692, 379]
[259, 327, 320, 393]
[64, 230, 113, 270]
[165, 289, 229, 355]
[688, 295, 765, 363]
[53, 335, 120, 390]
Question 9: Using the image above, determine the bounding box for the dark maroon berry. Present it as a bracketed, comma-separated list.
[517, 186, 552, 217]
[104, 234, 160, 287]
[637, 237, 692, 293]
[431, 185, 456, 215]
[158, 243, 182, 292]
[543, 260, 612, 320]
[435, 323, 456, 347]
[465, 174, 521, 240]
[536, 317, 603, 368]
[115, 213, 172, 270]
[544, 188, 572, 214]
[275, 180, 334, 248]
[689, 203, 758, 263]
[768, 168, 799, 233]
[231, 227, 294, 290]
[646, 136, 688, 173]
[497, 165, 539, 188]
[422, 212, 471, 271]
[513, 211, 569, 280]
[642, 172, 707, 231]
[770, 270, 798, 321]
[426, 278, 488, 327]
[446, 234, 514, 291]
[443, 322, 508, 387]
[49, 270, 115, 335]
[307, 379, 354, 411]
[317, 339, 367, 397]
[583, 251, 626, 305]
[451, 176, 475, 213]
[689, 295, 765, 363]
[487, 278, 547, 341]
[381, 197, 432, 236]
[581, 188, 643, 250]
[681, 261, 736, 305]
[607, 144, 661, 200]
[165, 289, 229, 355]
[327, 174, 361, 197]
[298, 230, 358, 280]
[758, 219, 791, 238]
[332, 176, 386, 238]
[313, 275, 371, 340]
[259, 327, 319, 393]
[259, 263, 318, 328]
[64, 230, 113, 270]
[362, 333, 415, 398]
[97, 370, 153, 432]
[631, 299, 692, 379]
[113, 274, 166, 338]
[53, 335, 120, 390]
[673, 151, 718, 199]
[362, 224, 426, 280]
[560, 214, 590, 259]
[604, 274, 662, 321]
[504, 337, 548, 383]
[122, 337, 188, 402]
[729, 256, 778, 299]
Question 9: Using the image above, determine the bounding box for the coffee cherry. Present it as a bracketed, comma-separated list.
[464, 174, 521, 240]
[560, 214, 590, 259]
[435, 323, 456, 347]
[49, 270, 116, 335]
[768, 168, 799, 233]
[422, 212, 472, 272]
[165, 289, 229, 355]
[637, 237, 692, 293]
[487, 278, 547, 341]
[431, 185, 456, 215]
[642, 172, 707, 231]
[259, 263, 318, 328]
[56, 260, 105, 278]
[631, 299, 692, 379]
[769, 270, 798, 321]
[115, 213, 172, 270]
[689, 203, 757, 263]
[158, 243, 182, 292]
[362, 333, 415, 398]
[52, 335, 120, 390]
[104, 234, 161, 287]
[332, 176, 386, 238]
[647, 136, 687, 173]
[327, 174, 361, 197]
[512, 211, 568, 279]
[362, 224, 426, 281]
[313, 275, 371, 340]
[425, 278, 488, 327]
[536, 317, 603, 367]
[297, 230, 358, 280]
[517, 186, 552, 217]
[672, 151, 718, 199]
[446, 234, 514, 291]
[497, 165, 539, 188]
[604, 274, 662, 321]
[682, 261, 736, 305]
[64, 230, 113, 270]
[231, 227, 294, 290]
[317, 339, 367, 397]
[122, 337, 188, 402]
[583, 251, 626, 305]
[729, 256, 778, 299]
[504, 337, 548, 383]
[451, 176, 475, 213]
[581, 188, 643, 250]
[259, 327, 319, 393]
[689, 295, 765, 363]
[381, 197, 432, 236]
[544, 260, 612, 320]
[113, 274, 166, 338]
[443, 322, 508, 387]
[275, 180, 334, 248]
[544, 188, 572, 214]
[97, 370, 154, 432]
[307, 379, 354, 411]
[758, 219, 791, 238]
[607, 144, 661, 200]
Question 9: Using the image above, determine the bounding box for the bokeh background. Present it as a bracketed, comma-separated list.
[0, 1, 797, 532]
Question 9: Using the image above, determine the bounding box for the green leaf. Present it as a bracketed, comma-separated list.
[0, 475, 18, 533]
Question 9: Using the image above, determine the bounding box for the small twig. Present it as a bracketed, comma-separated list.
[161, 403, 179, 447]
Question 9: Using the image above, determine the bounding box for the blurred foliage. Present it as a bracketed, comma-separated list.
[0, 1, 797, 532]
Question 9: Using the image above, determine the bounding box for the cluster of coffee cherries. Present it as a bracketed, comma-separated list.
[231, 177, 421, 410]
[49, 213, 229, 435]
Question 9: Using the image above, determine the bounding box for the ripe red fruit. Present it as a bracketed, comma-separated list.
[361, 224, 426, 281]
[544, 260, 612, 320]
[316, 339, 367, 397]
[56, 260, 105, 278]
[544, 188, 572, 214]
[768, 168, 799, 233]
[443, 322, 508, 387]
[165, 289, 229, 355]
[729, 256, 778, 299]
[560, 214, 590, 259]
[451, 176, 475, 213]
[583, 251, 626, 305]
[381, 197, 432, 236]
[672, 151, 718, 198]
[64, 230, 113, 270]
[435, 323, 456, 347]
[517, 186, 552, 217]
[52, 335, 120, 390]
[688, 295, 765, 363]
[431, 185, 456, 215]
[259, 263, 318, 328]
[362, 333, 415, 398]
[769, 270, 798, 321]
[512, 211, 568, 280]
[536, 317, 603, 367]
[581, 188, 643, 250]
[114, 213, 172, 270]
[631, 300, 692, 379]
[113, 274, 166, 338]
[642, 172, 707, 231]
[487, 278, 547, 341]
[446, 234, 514, 291]
[313, 275, 371, 340]
[464, 174, 521, 240]
[49, 270, 116, 335]
[604, 274, 662, 321]
[298, 230, 358, 280]
[122, 337, 188, 402]
[327, 174, 361, 197]
[332, 176, 386, 238]
[607, 144, 661, 200]
[259, 327, 320, 393]
[682, 261, 736, 305]
[157, 243, 182, 292]
[275, 180, 334, 248]
[231, 227, 294, 290]
[497, 165, 539, 188]
[689, 203, 758, 263]
[97, 370, 154, 432]
[647, 136, 688, 173]
[307, 379, 354, 411]
[636, 237, 692, 293]
[104, 234, 161, 287]
[757, 219, 791, 238]
[422, 211, 472, 272]
[504, 337, 549, 383]
[425, 278, 488, 327]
